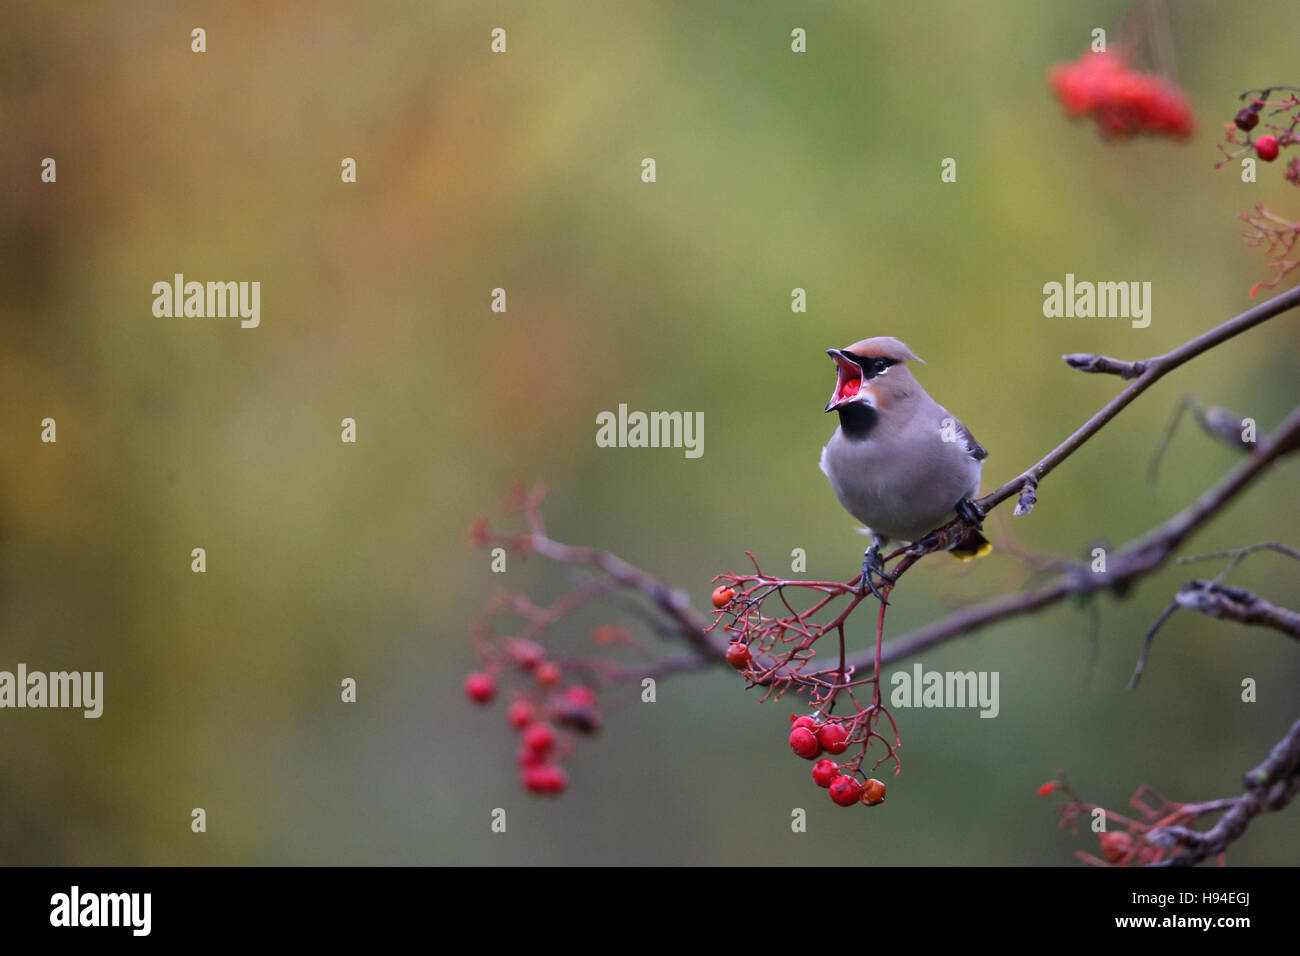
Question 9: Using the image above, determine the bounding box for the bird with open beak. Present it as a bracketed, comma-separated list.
[819, 336, 991, 600]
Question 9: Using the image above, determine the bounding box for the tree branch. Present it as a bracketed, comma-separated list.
[1145, 717, 1300, 866]
[1129, 576, 1300, 690]
[1126, 539, 1300, 687]
[1173, 579, 1300, 637]
[983, 281, 1300, 513]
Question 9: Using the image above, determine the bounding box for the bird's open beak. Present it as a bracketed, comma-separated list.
[825, 349, 863, 412]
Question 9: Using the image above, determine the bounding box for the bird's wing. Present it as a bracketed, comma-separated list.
[955, 418, 988, 461]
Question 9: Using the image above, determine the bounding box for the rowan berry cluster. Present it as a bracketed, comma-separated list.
[468, 485, 909, 805]
[464, 637, 603, 795]
[789, 715, 887, 808]
[708, 563, 904, 804]
[1048, 50, 1194, 139]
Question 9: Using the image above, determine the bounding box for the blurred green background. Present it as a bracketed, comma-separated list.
[1, 1, 1297, 865]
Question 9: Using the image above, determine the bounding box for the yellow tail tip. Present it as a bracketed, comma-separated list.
[951, 540, 993, 561]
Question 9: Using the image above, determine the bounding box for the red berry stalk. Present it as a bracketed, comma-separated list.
[468, 481, 913, 805]
[1037, 773, 1233, 866]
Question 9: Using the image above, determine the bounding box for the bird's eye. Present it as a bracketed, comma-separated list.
[873, 359, 889, 373]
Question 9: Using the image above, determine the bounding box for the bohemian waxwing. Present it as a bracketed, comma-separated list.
[819, 336, 991, 599]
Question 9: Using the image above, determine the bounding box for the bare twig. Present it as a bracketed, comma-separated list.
[1129, 578, 1300, 689]
[1147, 399, 1254, 495]
[1175, 579, 1300, 636]
[1062, 353, 1149, 378]
[1177, 541, 1300, 581]
[522, 528, 727, 660]
[1128, 539, 1300, 687]
[1128, 599, 1180, 690]
[987, 281, 1300, 514]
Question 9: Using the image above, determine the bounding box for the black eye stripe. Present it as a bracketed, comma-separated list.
[843, 352, 896, 379]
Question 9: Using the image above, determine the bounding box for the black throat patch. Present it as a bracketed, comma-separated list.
[837, 403, 879, 441]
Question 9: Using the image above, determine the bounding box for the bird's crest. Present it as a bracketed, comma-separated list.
[840, 336, 926, 365]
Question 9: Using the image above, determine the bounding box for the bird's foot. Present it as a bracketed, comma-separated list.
[955, 497, 986, 530]
[859, 545, 894, 604]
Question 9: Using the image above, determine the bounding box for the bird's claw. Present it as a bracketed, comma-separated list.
[859, 546, 894, 604]
[955, 497, 986, 530]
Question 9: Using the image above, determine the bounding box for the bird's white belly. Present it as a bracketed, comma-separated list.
[820, 431, 980, 543]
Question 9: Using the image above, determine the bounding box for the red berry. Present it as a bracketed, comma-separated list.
[1256, 135, 1280, 162]
[790, 715, 819, 731]
[860, 779, 887, 806]
[817, 723, 850, 755]
[829, 775, 863, 806]
[1235, 108, 1260, 131]
[1036, 781, 1057, 797]
[522, 764, 568, 795]
[725, 642, 751, 670]
[1047, 51, 1193, 139]
[811, 759, 839, 788]
[563, 685, 596, 707]
[712, 586, 736, 608]
[464, 672, 496, 704]
[1099, 830, 1133, 863]
[534, 661, 562, 687]
[789, 726, 822, 760]
[522, 722, 557, 756]
[507, 700, 534, 729]
[508, 639, 546, 671]
[517, 743, 544, 767]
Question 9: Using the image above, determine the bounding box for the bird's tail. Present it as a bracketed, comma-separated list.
[950, 528, 992, 561]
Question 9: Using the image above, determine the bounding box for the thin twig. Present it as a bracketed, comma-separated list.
[985, 281, 1300, 513]
[1128, 598, 1180, 690]
[1148, 399, 1254, 495]
[1177, 541, 1300, 583]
